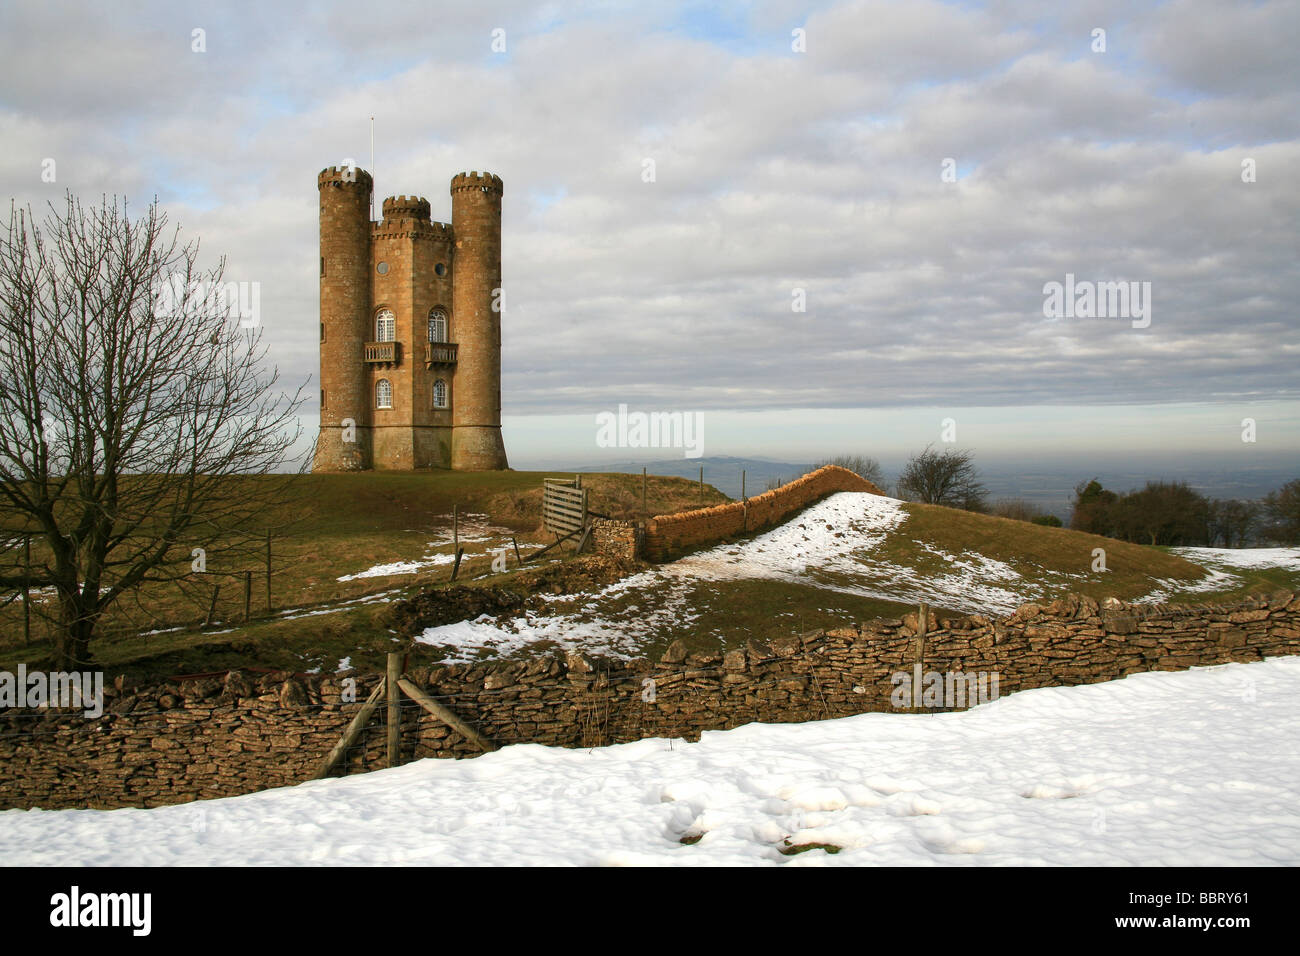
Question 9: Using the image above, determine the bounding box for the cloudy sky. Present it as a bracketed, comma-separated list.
[1, 0, 1296, 474]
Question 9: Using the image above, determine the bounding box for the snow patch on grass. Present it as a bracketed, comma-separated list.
[672, 493, 1076, 615]
[1170, 547, 1300, 571]
[337, 514, 540, 582]
[413, 493, 1262, 661]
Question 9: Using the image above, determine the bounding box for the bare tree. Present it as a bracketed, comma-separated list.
[896, 445, 986, 511]
[990, 498, 1044, 522]
[0, 194, 308, 668]
[1207, 498, 1260, 548]
[814, 455, 885, 489]
[1262, 479, 1300, 545]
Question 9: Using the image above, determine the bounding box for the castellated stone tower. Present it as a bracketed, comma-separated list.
[313, 166, 509, 472]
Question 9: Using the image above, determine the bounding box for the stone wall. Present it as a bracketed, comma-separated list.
[2, 591, 1297, 811]
[589, 518, 641, 561]
[642, 464, 885, 561]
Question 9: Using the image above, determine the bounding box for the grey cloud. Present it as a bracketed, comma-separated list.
[0, 0, 1294, 427]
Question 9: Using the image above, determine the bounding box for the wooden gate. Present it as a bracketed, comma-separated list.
[543, 478, 587, 538]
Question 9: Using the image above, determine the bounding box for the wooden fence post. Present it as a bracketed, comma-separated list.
[265, 532, 272, 612]
[450, 547, 465, 581]
[313, 678, 386, 779]
[387, 653, 401, 768]
[452, 505, 458, 554]
[22, 535, 30, 643]
[204, 584, 221, 627]
[642, 467, 647, 517]
[243, 570, 252, 623]
[913, 601, 929, 714]
[511, 536, 522, 566]
[397, 678, 497, 752]
[699, 466, 703, 502]
[742, 469, 746, 501]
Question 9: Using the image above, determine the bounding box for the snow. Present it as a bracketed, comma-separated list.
[336, 513, 540, 582]
[3, 657, 1297, 866]
[1137, 547, 1300, 602]
[1171, 546, 1300, 570]
[414, 576, 703, 663]
[682, 492, 909, 575]
[268, 589, 402, 622]
[1134, 570, 1242, 605]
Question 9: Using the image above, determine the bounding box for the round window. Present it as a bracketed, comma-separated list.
[434, 263, 447, 277]
[376, 262, 389, 275]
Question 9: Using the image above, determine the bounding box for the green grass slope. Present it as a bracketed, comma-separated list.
[873, 501, 1210, 603]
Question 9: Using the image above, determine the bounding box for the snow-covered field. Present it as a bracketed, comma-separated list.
[3, 657, 1296, 866]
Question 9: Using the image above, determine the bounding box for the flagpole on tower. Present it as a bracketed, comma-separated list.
[369, 116, 375, 220]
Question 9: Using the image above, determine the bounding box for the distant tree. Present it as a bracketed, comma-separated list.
[991, 499, 1045, 523]
[1031, 514, 1063, 528]
[1070, 479, 1118, 536]
[815, 455, 885, 489]
[0, 194, 308, 668]
[895, 445, 986, 511]
[1071, 478, 1213, 546]
[1207, 498, 1260, 548]
[1113, 481, 1210, 547]
[1262, 479, 1300, 544]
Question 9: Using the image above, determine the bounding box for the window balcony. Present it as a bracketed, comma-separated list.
[364, 341, 401, 365]
[424, 343, 458, 367]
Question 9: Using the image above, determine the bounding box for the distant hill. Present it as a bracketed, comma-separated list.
[566, 456, 815, 500]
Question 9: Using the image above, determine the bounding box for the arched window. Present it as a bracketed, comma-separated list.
[375, 309, 395, 342]
[428, 308, 447, 343]
[433, 379, 448, 409]
[376, 379, 392, 409]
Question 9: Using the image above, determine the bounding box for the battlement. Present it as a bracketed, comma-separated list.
[318, 165, 373, 188]
[450, 171, 503, 195]
[372, 219, 453, 241]
[382, 195, 432, 221]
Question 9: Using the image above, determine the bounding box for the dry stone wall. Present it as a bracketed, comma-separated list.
[2, 591, 1297, 811]
[642, 465, 885, 561]
[589, 518, 642, 561]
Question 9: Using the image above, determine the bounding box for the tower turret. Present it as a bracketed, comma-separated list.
[449, 171, 509, 471]
[315, 166, 374, 471]
[312, 164, 509, 473]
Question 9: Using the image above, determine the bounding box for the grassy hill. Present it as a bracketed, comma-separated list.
[420, 491, 1231, 665]
[856, 500, 1208, 604]
[0, 469, 728, 677]
[5, 474, 1289, 682]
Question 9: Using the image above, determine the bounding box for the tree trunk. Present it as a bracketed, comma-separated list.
[52, 597, 96, 670]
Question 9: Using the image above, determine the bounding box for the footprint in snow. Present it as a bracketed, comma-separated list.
[777, 785, 850, 812]
[915, 820, 985, 855]
[887, 793, 942, 816]
[1020, 784, 1086, 800]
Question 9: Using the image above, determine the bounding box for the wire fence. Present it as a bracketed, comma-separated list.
[0, 652, 884, 754]
[0, 519, 548, 651]
[0, 468, 734, 655]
